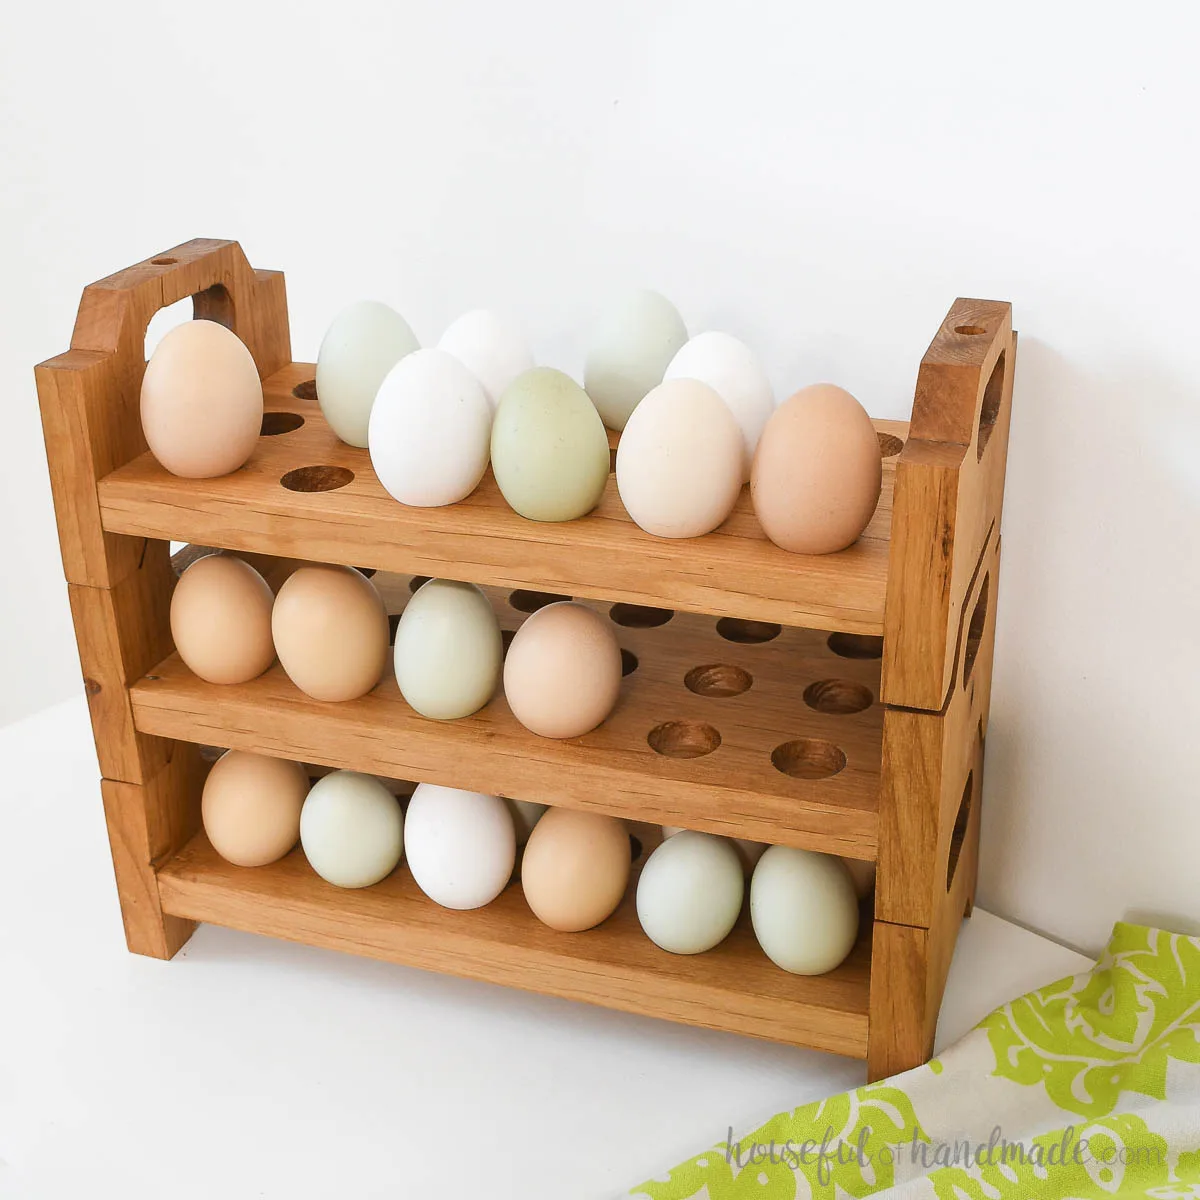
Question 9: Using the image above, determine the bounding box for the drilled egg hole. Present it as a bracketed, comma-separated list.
[962, 574, 990, 687]
[151, 257, 178, 266]
[408, 576, 431, 593]
[716, 618, 780, 644]
[510, 589, 571, 613]
[877, 432, 905, 458]
[946, 771, 973, 890]
[771, 738, 846, 780]
[261, 411, 305, 436]
[977, 350, 1005, 461]
[621, 649, 639, 677]
[648, 721, 721, 759]
[629, 834, 643, 863]
[388, 614, 401, 645]
[292, 379, 318, 402]
[611, 603, 674, 628]
[803, 678, 873, 715]
[954, 324, 986, 336]
[685, 664, 752, 698]
[827, 632, 883, 659]
[280, 465, 354, 493]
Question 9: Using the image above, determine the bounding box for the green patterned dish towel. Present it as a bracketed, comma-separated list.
[629, 923, 1200, 1199]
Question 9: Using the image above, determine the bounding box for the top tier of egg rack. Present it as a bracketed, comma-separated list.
[36, 239, 1016, 1082]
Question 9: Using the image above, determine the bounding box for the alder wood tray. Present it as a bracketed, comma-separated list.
[36, 239, 1017, 1080]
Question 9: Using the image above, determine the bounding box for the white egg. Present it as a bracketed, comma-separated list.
[299, 771, 404, 889]
[505, 797, 548, 846]
[316, 301, 419, 447]
[661, 825, 765, 873]
[664, 332, 774, 479]
[750, 847, 859, 974]
[636, 831, 744, 954]
[616, 378, 743, 537]
[394, 579, 502, 719]
[584, 289, 688, 431]
[404, 783, 515, 910]
[438, 310, 534, 412]
[368, 349, 492, 507]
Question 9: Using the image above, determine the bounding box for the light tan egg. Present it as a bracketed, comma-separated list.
[202, 751, 309, 867]
[140, 319, 263, 477]
[170, 555, 276, 684]
[521, 808, 631, 931]
[751, 384, 882, 554]
[271, 565, 389, 701]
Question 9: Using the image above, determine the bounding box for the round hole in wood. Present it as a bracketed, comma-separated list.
[648, 721, 721, 759]
[408, 576, 431, 593]
[771, 738, 846, 779]
[827, 632, 884, 659]
[946, 770, 973, 891]
[954, 324, 986, 335]
[716, 617, 781, 644]
[611, 603, 674, 628]
[962, 574, 990, 688]
[280, 465, 354, 493]
[621, 649, 639, 677]
[388, 614, 401, 645]
[509, 589, 571, 613]
[151, 257, 178, 265]
[260, 411, 305, 436]
[685, 664, 752, 698]
[803, 678, 873, 715]
[877, 432, 905, 458]
[629, 834, 643, 863]
[292, 379, 318, 402]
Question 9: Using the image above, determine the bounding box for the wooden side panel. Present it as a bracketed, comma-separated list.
[882, 306, 1015, 710]
[100, 745, 204, 959]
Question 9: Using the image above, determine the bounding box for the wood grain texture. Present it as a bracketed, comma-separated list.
[100, 745, 205, 959]
[133, 574, 884, 859]
[98, 363, 910, 636]
[881, 306, 1016, 710]
[158, 831, 872, 1058]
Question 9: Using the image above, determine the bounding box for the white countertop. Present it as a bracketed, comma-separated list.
[0, 695, 1092, 1199]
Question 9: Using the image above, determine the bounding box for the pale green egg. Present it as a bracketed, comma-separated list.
[491, 367, 610, 522]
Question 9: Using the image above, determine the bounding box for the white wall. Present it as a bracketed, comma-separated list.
[2, 0, 1197, 954]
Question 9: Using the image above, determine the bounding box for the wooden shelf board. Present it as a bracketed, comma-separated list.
[98, 363, 909, 636]
[157, 832, 872, 1059]
[132, 576, 883, 859]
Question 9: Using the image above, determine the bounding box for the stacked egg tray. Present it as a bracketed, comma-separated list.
[36, 240, 1016, 1080]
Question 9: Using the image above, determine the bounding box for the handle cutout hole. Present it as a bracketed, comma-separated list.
[771, 738, 846, 779]
[143, 295, 194, 361]
[977, 350, 1005, 461]
[648, 721, 721, 759]
[962, 574, 990, 688]
[946, 771, 973, 891]
[685, 664, 752, 698]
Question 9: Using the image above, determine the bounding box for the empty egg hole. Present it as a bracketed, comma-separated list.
[877, 432, 905, 458]
[509, 589, 571, 613]
[292, 379, 318, 402]
[388, 614, 401, 645]
[685, 664, 752, 698]
[716, 618, 780, 644]
[408, 576, 431, 593]
[611, 604, 674, 628]
[962, 574, 990, 687]
[648, 721, 721, 759]
[280, 465, 354, 493]
[976, 350, 1005, 461]
[629, 834, 643, 863]
[771, 738, 846, 780]
[946, 771, 973, 891]
[803, 679, 873, 715]
[827, 633, 883, 659]
[621, 649, 639, 677]
[260, 411, 305, 436]
[150, 257, 177, 265]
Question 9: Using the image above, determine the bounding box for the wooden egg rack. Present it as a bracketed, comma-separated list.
[36, 239, 1015, 1080]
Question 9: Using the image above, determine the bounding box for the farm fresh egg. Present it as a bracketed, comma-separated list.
[438, 309, 534, 412]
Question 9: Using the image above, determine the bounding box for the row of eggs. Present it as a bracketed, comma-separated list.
[173, 554, 625, 737]
[203, 750, 873, 975]
[140, 291, 884, 555]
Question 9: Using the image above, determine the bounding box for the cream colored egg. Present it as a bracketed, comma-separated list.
[300, 770, 404, 888]
[271, 565, 389, 701]
[751, 384, 882, 554]
[170, 554, 276, 684]
[438, 309, 534, 411]
[140, 320, 263, 478]
[616, 378, 743, 537]
[202, 751, 309, 867]
[660, 825, 765, 873]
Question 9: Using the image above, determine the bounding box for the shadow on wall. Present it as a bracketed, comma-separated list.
[977, 334, 1200, 956]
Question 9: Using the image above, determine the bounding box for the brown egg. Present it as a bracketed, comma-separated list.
[521, 808, 631, 931]
[751, 384, 882, 554]
[170, 555, 276, 684]
[272, 565, 389, 701]
[202, 751, 309, 867]
[503, 602, 622, 738]
[140, 320, 263, 477]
